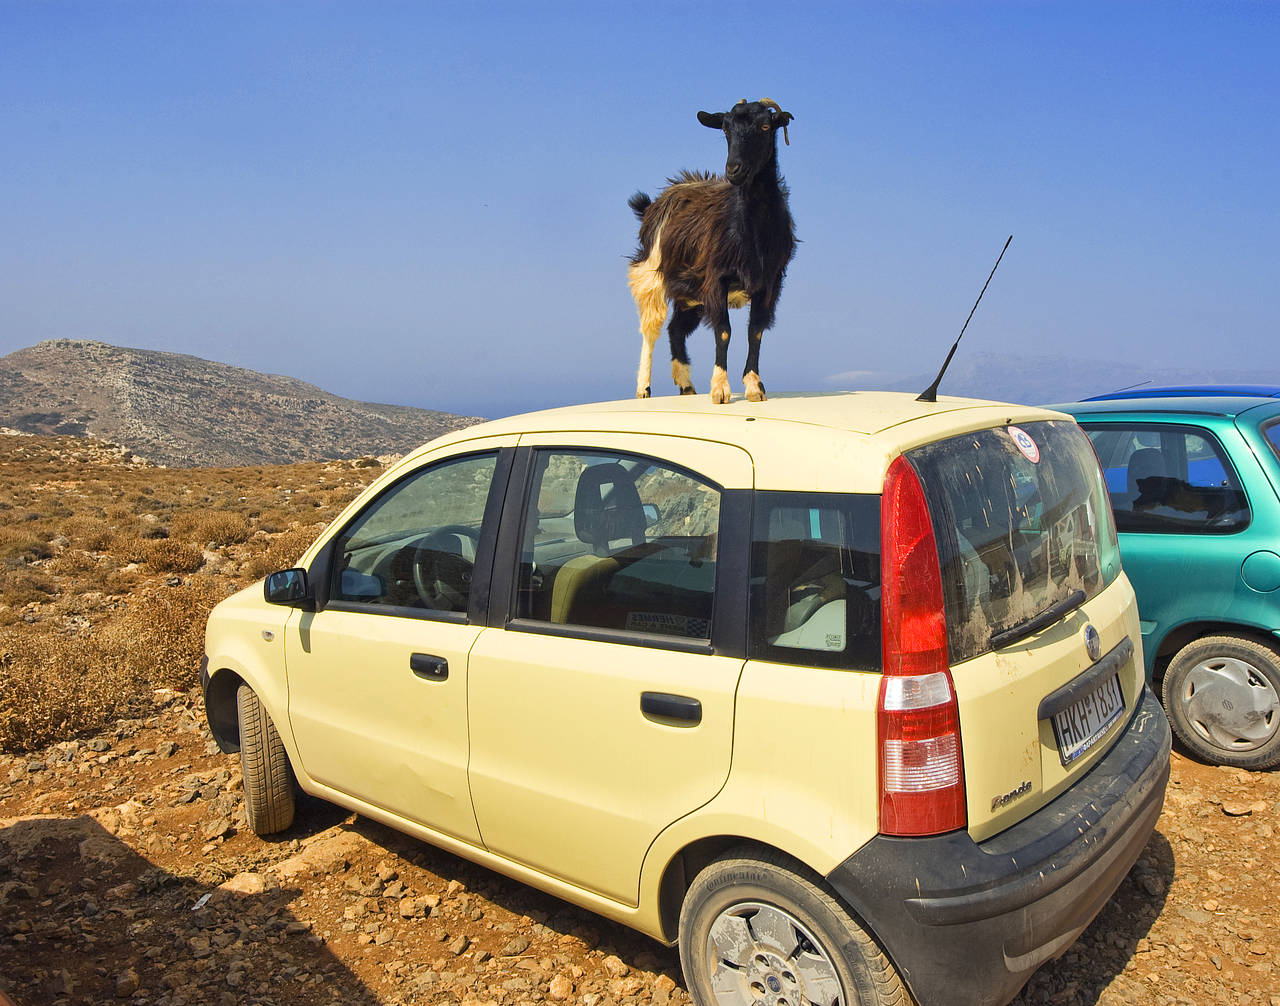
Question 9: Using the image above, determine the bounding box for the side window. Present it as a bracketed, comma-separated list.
[1083, 424, 1250, 534]
[516, 449, 720, 640]
[330, 452, 497, 615]
[1266, 419, 1280, 463]
[749, 492, 881, 670]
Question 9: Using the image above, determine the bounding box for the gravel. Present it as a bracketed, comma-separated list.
[0, 692, 1276, 1005]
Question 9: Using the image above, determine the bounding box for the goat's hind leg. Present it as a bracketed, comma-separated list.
[629, 261, 668, 399]
[710, 310, 733, 405]
[667, 306, 700, 395]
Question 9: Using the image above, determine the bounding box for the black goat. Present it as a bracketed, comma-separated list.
[628, 98, 796, 403]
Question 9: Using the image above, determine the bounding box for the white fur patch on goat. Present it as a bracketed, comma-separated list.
[630, 233, 669, 397]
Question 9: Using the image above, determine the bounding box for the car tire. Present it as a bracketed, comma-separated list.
[1162, 635, 1280, 770]
[236, 683, 296, 834]
[678, 848, 908, 1006]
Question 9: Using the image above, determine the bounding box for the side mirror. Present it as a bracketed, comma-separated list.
[264, 568, 310, 606]
[643, 503, 662, 528]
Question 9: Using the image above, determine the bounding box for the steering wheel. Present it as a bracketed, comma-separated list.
[412, 525, 482, 612]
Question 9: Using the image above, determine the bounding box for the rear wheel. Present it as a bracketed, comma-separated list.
[236, 683, 296, 834]
[1161, 635, 1280, 770]
[678, 848, 910, 1006]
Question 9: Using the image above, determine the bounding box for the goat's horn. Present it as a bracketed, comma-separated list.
[758, 98, 791, 145]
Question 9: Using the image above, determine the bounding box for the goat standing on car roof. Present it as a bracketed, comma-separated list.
[628, 98, 796, 404]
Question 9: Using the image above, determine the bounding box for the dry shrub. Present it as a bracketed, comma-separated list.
[63, 516, 114, 551]
[243, 524, 323, 579]
[110, 534, 150, 564]
[0, 527, 54, 565]
[46, 550, 99, 576]
[0, 579, 224, 751]
[189, 512, 251, 547]
[0, 628, 139, 752]
[106, 578, 223, 691]
[143, 539, 205, 574]
[0, 569, 58, 606]
[103, 567, 143, 596]
[168, 512, 200, 538]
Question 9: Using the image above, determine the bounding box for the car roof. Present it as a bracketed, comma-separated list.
[413, 392, 1069, 493]
[1053, 394, 1280, 421]
[1081, 384, 1280, 401]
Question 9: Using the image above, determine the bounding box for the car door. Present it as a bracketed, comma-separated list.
[1081, 420, 1257, 671]
[284, 441, 513, 845]
[466, 434, 753, 905]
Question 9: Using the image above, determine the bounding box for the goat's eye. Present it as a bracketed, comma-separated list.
[761, 123, 770, 131]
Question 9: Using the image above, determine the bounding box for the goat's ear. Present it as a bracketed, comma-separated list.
[772, 110, 794, 127]
[697, 110, 724, 129]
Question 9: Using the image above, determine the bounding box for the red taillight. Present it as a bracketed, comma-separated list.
[879, 456, 966, 835]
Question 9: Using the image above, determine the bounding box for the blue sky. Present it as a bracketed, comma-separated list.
[2, 1, 1277, 417]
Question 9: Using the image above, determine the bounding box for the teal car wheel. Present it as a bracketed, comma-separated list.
[1162, 635, 1280, 770]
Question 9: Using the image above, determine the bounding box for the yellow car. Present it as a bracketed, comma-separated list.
[202, 392, 1170, 1006]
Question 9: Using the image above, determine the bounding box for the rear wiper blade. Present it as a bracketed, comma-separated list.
[989, 589, 1087, 650]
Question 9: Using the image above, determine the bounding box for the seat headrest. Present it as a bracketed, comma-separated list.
[1127, 448, 1167, 496]
[574, 463, 646, 555]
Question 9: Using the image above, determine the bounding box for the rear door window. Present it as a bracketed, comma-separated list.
[907, 421, 1121, 663]
[748, 492, 881, 669]
[1081, 423, 1250, 534]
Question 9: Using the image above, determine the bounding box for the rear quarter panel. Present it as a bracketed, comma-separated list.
[641, 659, 881, 909]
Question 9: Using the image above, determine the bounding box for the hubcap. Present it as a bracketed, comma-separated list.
[1181, 655, 1280, 752]
[705, 901, 842, 1006]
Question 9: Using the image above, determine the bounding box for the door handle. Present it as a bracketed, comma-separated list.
[641, 691, 702, 725]
[410, 653, 449, 681]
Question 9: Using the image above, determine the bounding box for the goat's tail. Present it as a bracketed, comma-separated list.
[627, 191, 652, 222]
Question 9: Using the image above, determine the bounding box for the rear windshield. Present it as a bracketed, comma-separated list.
[907, 420, 1121, 664]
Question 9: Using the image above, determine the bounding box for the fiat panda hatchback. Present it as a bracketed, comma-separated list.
[203, 392, 1170, 1006]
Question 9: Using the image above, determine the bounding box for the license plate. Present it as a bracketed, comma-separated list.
[1051, 673, 1125, 765]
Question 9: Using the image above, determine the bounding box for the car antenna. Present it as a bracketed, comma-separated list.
[1097, 379, 1153, 396]
[917, 234, 1013, 403]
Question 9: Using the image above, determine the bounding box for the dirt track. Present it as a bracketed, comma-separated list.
[1, 690, 1278, 1006]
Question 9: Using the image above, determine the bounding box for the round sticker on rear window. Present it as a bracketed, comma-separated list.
[1008, 425, 1040, 463]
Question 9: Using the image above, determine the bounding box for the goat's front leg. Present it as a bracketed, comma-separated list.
[743, 295, 777, 402]
[710, 302, 733, 405]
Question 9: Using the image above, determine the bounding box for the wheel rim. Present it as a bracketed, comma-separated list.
[704, 901, 843, 1006]
[1180, 654, 1280, 752]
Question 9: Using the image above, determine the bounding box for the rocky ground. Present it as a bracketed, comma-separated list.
[0, 694, 1277, 1006]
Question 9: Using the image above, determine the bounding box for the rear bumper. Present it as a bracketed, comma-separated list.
[827, 685, 1170, 1006]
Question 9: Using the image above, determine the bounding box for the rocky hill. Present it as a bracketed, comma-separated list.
[0, 340, 481, 467]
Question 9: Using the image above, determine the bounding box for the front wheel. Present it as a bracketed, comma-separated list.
[1161, 635, 1280, 770]
[236, 683, 297, 834]
[678, 849, 911, 1006]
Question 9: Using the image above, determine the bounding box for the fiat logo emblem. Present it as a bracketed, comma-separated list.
[1084, 624, 1102, 663]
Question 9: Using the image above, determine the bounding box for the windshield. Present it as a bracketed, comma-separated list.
[907, 420, 1121, 663]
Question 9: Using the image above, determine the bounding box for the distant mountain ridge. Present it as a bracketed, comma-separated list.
[855, 350, 1280, 406]
[0, 340, 482, 467]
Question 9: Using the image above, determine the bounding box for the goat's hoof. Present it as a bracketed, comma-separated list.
[636, 387, 651, 399]
[744, 372, 767, 402]
[679, 385, 697, 396]
[710, 369, 732, 404]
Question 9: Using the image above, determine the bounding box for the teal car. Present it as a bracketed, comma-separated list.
[1056, 392, 1280, 769]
